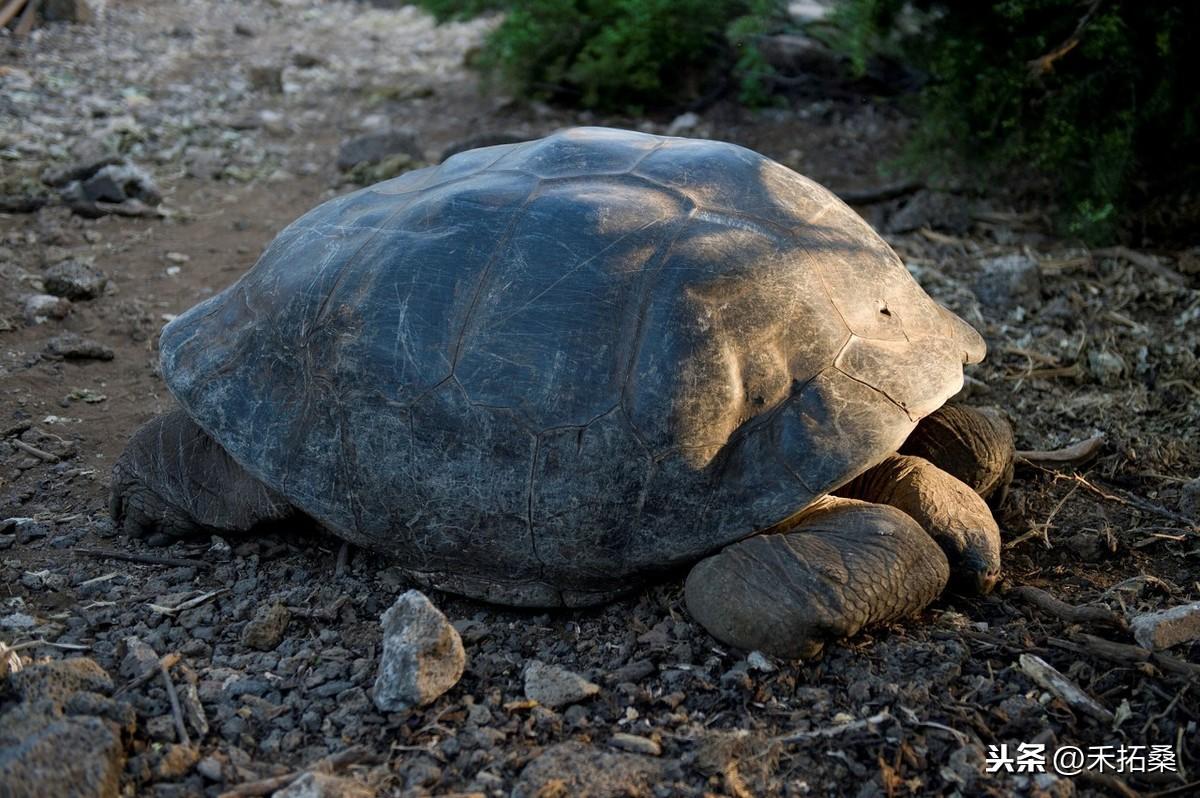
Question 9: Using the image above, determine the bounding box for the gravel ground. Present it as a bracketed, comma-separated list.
[2, 2, 1198, 797]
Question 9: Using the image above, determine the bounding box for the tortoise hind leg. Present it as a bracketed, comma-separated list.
[110, 408, 298, 545]
[685, 497, 949, 659]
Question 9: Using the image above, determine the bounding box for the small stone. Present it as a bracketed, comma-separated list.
[524, 660, 600, 708]
[153, 744, 199, 779]
[44, 333, 114, 361]
[80, 162, 161, 205]
[337, 130, 422, 172]
[40, 0, 96, 23]
[43, 261, 109, 300]
[271, 771, 375, 798]
[513, 741, 676, 798]
[746, 650, 775, 672]
[24, 294, 72, 324]
[247, 64, 284, 93]
[609, 733, 661, 756]
[973, 254, 1042, 312]
[195, 754, 225, 782]
[120, 636, 160, 681]
[666, 112, 701, 136]
[1131, 602, 1200, 651]
[372, 590, 465, 712]
[292, 52, 325, 68]
[886, 190, 970, 235]
[1087, 349, 1127, 386]
[241, 604, 291, 651]
[1181, 478, 1200, 521]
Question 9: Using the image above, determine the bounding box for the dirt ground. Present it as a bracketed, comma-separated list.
[2, 1, 1198, 797]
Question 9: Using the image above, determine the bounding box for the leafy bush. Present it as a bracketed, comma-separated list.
[413, 0, 787, 112]
[826, 0, 1200, 241]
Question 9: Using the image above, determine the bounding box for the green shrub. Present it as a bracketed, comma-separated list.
[415, 0, 787, 112]
[825, 0, 1200, 242]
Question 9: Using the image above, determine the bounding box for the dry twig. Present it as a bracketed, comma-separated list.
[77, 547, 211, 569]
[1019, 653, 1114, 724]
[1016, 435, 1106, 468]
[160, 662, 191, 747]
[1009, 585, 1127, 630]
[216, 746, 372, 798]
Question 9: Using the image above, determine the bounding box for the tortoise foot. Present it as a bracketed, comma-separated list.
[684, 497, 949, 659]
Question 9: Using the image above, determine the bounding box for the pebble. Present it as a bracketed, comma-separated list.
[609, 732, 662, 756]
[42, 260, 109, 300]
[1131, 601, 1200, 651]
[241, 603, 291, 651]
[43, 332, 114, 361]
[336, 130, 422, 172]
[523, 660, 600, 708]
[973, 253, 1042, 312]
[1182, 477, 1200, 521]
[1087, 349, 1127, 386]
[372, 590, 465, 712]
[23, 294, 72, 324]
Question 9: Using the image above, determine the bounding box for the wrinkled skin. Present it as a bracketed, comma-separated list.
[111, 127, 1016, 658]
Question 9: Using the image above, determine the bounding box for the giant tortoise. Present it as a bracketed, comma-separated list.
[111, 127, 1014, 658]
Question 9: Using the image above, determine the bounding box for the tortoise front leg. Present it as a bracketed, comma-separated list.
[110, 408, 299, 545]
[685, 497, 949, 659]
[837, 454, 1001, 594]
[900, 404, 1015, 508]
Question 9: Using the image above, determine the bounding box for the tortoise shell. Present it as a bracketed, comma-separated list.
[160, 127, 984, 605]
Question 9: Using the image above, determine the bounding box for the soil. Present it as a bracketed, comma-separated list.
[2, 1, 1198, 797]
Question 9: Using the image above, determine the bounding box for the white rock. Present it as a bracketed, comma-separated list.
[1131, 602, 1200, 651]
[524, 660, 600, 708]
[372, 590, 464, 712]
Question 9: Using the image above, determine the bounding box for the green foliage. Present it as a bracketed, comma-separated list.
[827, 0, 1200, 242]
[409, 0, 508, 22]
[420, 0, 786, 112]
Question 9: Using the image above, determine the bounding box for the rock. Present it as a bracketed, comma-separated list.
[608, 733, 661, 756]
[271, 771, 375, 798]
[0, 708, 125, 798]
[0, 658, 128, 798]
[241, 603, 291, 651]
[80, 163, 162, 205]
[248, 64, 284, 93]
[666, 112, 700, 137]
[887, 190, 970, 235]
[40, 0, 96, 23]
[1087, 349, 1127, 386]
[44, 333, 114, 361]
[512, 741, 677, 798]
[371, 590, 465, 712]
[292, 52, 326, 69]
[523, 660, 600, 708]
[152, 744, 199, 779]
[759, 33, 842, 78]
[184, 147, 225, 180]
[23, 294, 72, 324]
[1181, 478, 1200, 521]
[1131, 602, 1200, 651]
[337, 130, 423, 172]
[973, 253, 1042, 312]
[43, 261, 109, 301]
[119, 636, 160, 681]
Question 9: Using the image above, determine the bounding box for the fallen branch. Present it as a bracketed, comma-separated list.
[1093, 245, 1186, 286]
[1027, 0, 1104, 77]
[11, 439, 59, 463]
[0, 0, 27, 28]
[1016, 434, 1105, 469]
[161, 662, 191, 747]
[1019, 653, 1114, 724]
[216, 746, 373, 798]
[148, 589, 227, 615]
[772, 710, 892, 743]
[76, 547, 211, 569]
[1009, 585, 1127, 630]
